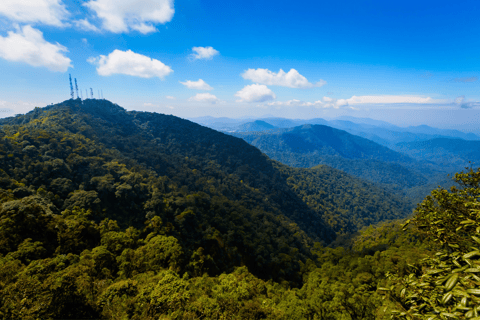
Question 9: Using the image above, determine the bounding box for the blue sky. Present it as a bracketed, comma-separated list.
[0, 0, 479, 131]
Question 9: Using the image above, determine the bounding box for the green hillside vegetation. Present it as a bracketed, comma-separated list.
[236, 120, 277, 132]
[1, 99, 475, 319]
[395, 138, 480, 168]
[275, 163, 414, 235]
[231, 125, 430, 190]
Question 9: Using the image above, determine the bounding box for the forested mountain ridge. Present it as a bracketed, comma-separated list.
[275, 163, 414, 235]
[2, 98, 477, 319]
[230, 124, 431, 189]
[232, 124, 415, 162]
[394, 137, 480, 168]
[0, 98, 411, 282]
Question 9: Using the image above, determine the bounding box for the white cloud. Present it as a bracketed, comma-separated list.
[454, 96, 480, 109]
[190, 46, 219, 60]
[166, 95, 176, 100]
[74, 18, 99, 32]
[345, 95, 437, 105]
[88, 49, 173, 79]
[180, 79, 213, 90]
[241, 68, 326, 89]
[84, 0, 174, 34]
[267, 95, 445, 110]
[0, 25, 72, 72]
[235, 84, 276, 103]
[188, 93, 220, 104]
[0, 0, 68, 26]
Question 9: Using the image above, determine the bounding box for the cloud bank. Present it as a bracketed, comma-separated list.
[0, 25, 72, 72]
[267, 95, 443, 109]
[180, 79, 213, 90]
[235, 84, 276, 102]
[0, 0, 69, 27]
[453, 76, 478, 83]
[84, 0, 174, 34]
[88, 49, 172, 79]
[242, 68, 326, 88]
[188, 93, 220, 104]
[190, 47, 219, 60]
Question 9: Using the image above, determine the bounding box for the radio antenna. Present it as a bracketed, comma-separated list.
[90, 88, 94, 99]
[69, 74, 74, 99]
[74, 78, 79, 99]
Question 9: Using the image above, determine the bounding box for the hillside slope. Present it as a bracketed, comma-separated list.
[0, 99, 413, 283]
[394, 138, 480, 167]
[231, 124, 428, 189]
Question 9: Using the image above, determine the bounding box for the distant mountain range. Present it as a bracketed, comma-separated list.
[395, 138, 480, 167]
[190, 116, 479, 146]
[230, 124, 433, 190]
[0, 99, 417, 283]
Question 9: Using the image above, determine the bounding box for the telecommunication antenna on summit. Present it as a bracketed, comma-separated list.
[90, 88, 94, 99]
[80, 89, 83, 100]
[74, 78, 79, 99]
[69, 74, 74, 99]
[101, 90, 103, 99]
[85, 89, 88, 99]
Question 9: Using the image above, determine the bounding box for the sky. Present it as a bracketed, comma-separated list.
[0, 0, 479, 132]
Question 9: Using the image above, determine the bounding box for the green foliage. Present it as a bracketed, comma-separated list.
[276, 163, 414, 235]
[1, 99, 469, 319]
[385, 168, 480, 319]
[231, 125, 428, 190]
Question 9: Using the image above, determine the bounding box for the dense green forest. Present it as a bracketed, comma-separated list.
[230, 126, 464, 207]
[1, 99, 478, 319]
[394, 138, 480, 169]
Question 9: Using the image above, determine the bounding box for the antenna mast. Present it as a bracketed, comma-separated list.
[80, 89, 83, 100]
[69, 74, 74, 99]
[90, 88, 94, 99]
[74, 78, 79, 99]
[101, 90, 103, 99]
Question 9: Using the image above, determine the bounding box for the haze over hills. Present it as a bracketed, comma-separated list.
[190, 116, 479, 148]
[230, 124, 436, 190]
[395, 138, 480, 168]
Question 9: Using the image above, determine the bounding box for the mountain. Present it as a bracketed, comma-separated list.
[395, 138, 480, 167]
[235, 120, 277, 132]
[189, 116, 479, 149]
[0, 99, 460, 319]
[230, 124, 431, 189]
[401, 125, 479, 140]
[0, 99, 415, 283]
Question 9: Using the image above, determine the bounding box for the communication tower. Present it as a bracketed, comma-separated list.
[74, 78, 79, 99]
[90, 88, 94, 99]
[69, 74, 74, 99]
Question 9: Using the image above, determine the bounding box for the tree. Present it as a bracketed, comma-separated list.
[385, 167, 480, 319]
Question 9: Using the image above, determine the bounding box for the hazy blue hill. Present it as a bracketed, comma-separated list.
[189, 116, 479, 150]
[236, 120, 277, 132]
[333, 115, 398, 128]
[395, 137, 480, 167]
[230, 124, 431, 189]
[234, 124, 415, 163]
